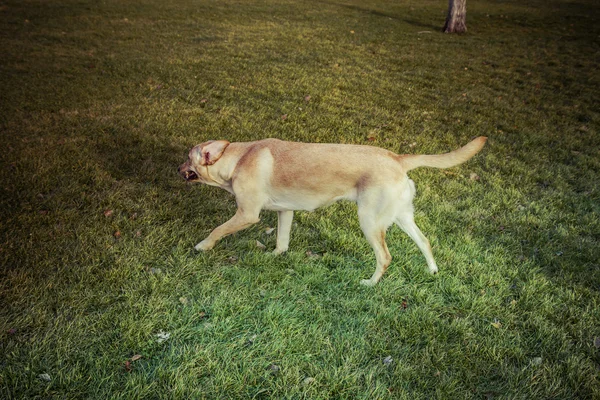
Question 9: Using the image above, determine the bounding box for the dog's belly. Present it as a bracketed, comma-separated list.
[263, 188, 358, 211]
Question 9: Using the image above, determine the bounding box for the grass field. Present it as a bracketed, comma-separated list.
[1, 0, 599, 398]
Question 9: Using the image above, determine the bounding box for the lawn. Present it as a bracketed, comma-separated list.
[1, 0, 599, 398]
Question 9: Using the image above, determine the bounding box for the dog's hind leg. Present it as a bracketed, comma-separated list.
[395, 213, 438, 274]
[394, 180, 438, 274]
[357, 189, 396, 286]
[273, 210, 293, 255]
[359, 227, 391, 286]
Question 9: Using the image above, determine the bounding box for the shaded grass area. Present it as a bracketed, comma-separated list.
[1, 0, 599, 398]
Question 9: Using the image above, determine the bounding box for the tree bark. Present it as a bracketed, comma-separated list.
[443, 0, 467, 33]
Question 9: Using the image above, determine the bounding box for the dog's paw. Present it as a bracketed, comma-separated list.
[272, 247, 288, 256]
[194, 239, 214, 252]
[429, 265, 439, 274]
[360, 279, 377, 287]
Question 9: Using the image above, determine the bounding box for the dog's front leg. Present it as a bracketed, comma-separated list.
[195, 209, 260, 251]
[273, 210, 293, 255]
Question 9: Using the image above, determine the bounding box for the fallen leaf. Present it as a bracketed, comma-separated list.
[104, 209, 113, 217]
[256, 240, 266, 250]
[227, 256, 238, 263]
[470, 172, 480, 181]
[531, 357, 543, 366]
[306, 250, 321, 258]
[434, 370, 441, 377]
[150, 267, 162, 275]
[131, 354, 142, 362]
[401, 299, 408, 310]
[510, 299, 517, 306]
[113, 231, 121, 239]
[124, 360, 132, 372]
[491, 320, 502, 329]
[245, 334, 258, 346]
[156, 331, 170, 343]
[268, 364, 281, 373]
[303, 377, 315, 385]
[281, 114, 288, 120]
[38, 373, 51, 381]
[179, 297, 189, 305]
[304, 95, 311, 102]
[383, 356, 393, 366]
[265, 227, 275, 234]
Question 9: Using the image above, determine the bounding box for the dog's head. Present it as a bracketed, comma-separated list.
[178, 140, 230, 183]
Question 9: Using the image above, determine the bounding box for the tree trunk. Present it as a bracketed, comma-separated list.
[443, 0, 467, 33]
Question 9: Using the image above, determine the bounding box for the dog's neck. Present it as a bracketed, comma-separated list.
[202, 149, 240, 194]
[201, 142, 255, 194]
[204, 163, 228, 187]
[204, 164, 221, 185]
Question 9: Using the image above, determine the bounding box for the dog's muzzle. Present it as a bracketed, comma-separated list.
[179, 166, 198, 181]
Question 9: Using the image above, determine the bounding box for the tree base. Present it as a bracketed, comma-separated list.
[443, 0, 467, 33]
[443, 21, 467, 33]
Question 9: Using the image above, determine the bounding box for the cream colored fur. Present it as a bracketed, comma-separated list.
[178, 137, 487, 285]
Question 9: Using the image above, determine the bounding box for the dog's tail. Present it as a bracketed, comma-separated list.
[400, 136, 487, 172]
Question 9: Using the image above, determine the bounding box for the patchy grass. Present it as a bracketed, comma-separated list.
[1, 0, 599, 398]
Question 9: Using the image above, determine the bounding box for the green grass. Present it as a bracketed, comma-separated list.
[1, 0, 599, 398]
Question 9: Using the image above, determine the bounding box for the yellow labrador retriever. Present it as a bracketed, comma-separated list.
[178, 137, 486, 286]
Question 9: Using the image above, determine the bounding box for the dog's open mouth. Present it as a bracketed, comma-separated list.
[183, 170, 198, 181]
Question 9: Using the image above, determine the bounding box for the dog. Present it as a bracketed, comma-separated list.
[178, 136, 486, 286]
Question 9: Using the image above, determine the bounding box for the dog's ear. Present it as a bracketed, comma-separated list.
[197, 140, 230, 166]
